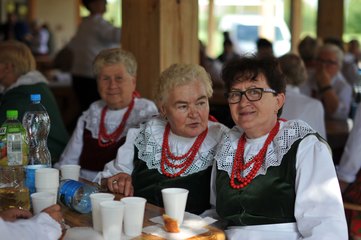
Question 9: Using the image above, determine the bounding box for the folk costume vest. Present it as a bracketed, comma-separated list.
[131, 117, 228, 214]
[215, 120, 323, 226]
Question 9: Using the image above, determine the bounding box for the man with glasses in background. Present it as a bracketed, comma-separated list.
[300, 43, 352, 120]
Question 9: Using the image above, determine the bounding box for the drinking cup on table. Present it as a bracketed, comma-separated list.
[25, 165, 47, 194]
[121, 197, 147, 237]
[90, 193, 115, 232]
[35, 168, 59, 198]
[100, 201, 124, 240]
[161, 188, 189, 225]
[31, 192, 56, 215]
[60, 164, 81, 181]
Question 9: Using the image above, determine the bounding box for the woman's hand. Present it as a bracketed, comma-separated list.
[107, 173, 134, 196]
[42, 204, 63, 225]
[0, 208, 32, 222]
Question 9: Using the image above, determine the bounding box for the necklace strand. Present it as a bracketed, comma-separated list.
[230, 121, 280, 189]
[161, 124, 208, 178]
[98, 96, 135, 147]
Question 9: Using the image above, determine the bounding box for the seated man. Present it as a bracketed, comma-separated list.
[300, 43, 352, 120]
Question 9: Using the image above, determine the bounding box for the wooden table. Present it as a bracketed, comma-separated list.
[62, 192, 225, 240]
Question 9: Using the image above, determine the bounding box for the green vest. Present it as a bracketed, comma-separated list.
[216, 136, 309, 226]
[132, 148, 212, 214]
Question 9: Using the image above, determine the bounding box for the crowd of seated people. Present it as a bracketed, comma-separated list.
[2, 7, 361, 237]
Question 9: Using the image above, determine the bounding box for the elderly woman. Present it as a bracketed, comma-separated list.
[56, 48, 158, 181]
[0, 40, 69, 163]
[211, 57, 348, 239]
[97, 63, 228, 214]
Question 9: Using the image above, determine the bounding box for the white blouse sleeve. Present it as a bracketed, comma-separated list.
[294, 135, 348, 239]
[337, 104, 361, 183]
[0, 213, 62, 240]
[54, 115, 85, 168]
[94, 127, 140, 182]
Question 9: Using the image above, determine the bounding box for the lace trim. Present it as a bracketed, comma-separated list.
[83, 98, 157, 139]
[216, 120, 317, 177]
[134, 117, 227, 176]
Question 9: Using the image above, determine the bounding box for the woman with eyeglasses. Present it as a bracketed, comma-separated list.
[96, 63, 228, 214]
[210, 56, 347, 239]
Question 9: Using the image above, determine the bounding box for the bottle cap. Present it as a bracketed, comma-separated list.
[6, 110, 18, 119]
[30, 94, 41, 102]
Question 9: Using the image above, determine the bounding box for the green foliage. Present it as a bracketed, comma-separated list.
[344, 0, 361, 42]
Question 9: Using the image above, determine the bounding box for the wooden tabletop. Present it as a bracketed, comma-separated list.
[62, 191, 225, 240]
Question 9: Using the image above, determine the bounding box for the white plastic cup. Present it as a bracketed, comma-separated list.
[161, 188, 189, 225]
[100, 201, 124, 240]
[121, 197, 146, 237]
[60, 164, 81, 181]
[35, 168, 59, 189]
[31, 192, 56, 215]
[90, 193, 115, 232]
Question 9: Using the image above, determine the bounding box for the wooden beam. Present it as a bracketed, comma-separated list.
[206, 0, 215, 56]
[290, 0, 302, 53]
[317, 0, 344, 40]
[122, 0, 198, 100]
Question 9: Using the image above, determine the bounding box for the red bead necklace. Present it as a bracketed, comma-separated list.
[98, 97, 135, 147]
[161, 124, 208, 178]
[230, 121, 280, 189]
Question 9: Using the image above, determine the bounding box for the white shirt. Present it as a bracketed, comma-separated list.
[0, 213, 62, 240]
[55, 98, 158, 181]
[337, 103, 361, 183]
[282, 85, 327, 139]
[68, 14, 121, 78]
[300, 71, 353, 120]
[209, 120, 348, 240]
[96, 117, 228, 181]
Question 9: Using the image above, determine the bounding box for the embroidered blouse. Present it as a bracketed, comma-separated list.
[209, 120, 348, 240]
[56, 98, 158, 181]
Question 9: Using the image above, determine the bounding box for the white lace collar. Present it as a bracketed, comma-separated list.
[83, 98, 157, 139]
[216, 120, 316, 178]
[135, 117, 228, 176]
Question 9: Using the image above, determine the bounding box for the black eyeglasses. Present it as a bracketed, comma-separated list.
[224, 88, 277, 104]
[316, 58, 338, 66]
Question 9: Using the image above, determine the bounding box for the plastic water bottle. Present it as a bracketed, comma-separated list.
[0, 110, 28, 166]
[22, 94, 51, 193]
[58, 179, 99, 214]
[22, 94, 51, 166]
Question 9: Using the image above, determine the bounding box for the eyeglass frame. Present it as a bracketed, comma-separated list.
[224, 87, 277, 104]
[316, 58, 338, 66]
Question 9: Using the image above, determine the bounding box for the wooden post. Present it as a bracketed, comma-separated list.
[122, 0, 199, 100]
[290, 0, 302, 53]
[206, 0, 215, 57]
[317, 0, 344, 40]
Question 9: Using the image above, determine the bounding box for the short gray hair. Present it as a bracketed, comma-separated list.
[93, 48, 137, 77]
[317, 43, 344, 68]
[154, 63, 213, 105]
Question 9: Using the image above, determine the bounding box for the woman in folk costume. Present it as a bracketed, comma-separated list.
[211, 56, 348, 239]
[56, 48, 158, 181]
[98, 63, 228, 214]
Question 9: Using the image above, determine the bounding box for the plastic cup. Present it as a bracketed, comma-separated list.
[161, 188, 189, 225]
[31, 192, 56, 215]
[25, 165, 47, 194]
[60, 164, 81, 181]
[90, 193, 115, 232]
[121, 197, 146, 237]
[100, 201, 124, 240]
[35, 168, 59, 188]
